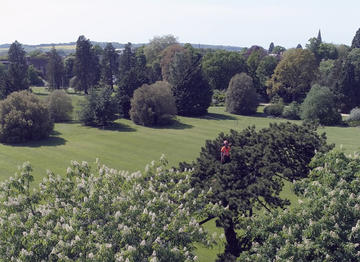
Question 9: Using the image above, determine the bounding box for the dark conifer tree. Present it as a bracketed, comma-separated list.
[7, 41, 29, 95]
[46, 47, 64, 89]
[268, 42, 274, 53]
[101, 43, 119, 89]
[351, 28, 360, 48]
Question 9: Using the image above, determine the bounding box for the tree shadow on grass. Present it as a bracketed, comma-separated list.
[94, 122, 137, 132]
[199, 112, 237, 121]
[150, 118, 193, 130]
[8, 132, 67, 148]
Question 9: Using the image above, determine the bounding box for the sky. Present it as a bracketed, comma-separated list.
[1, 0, 359, 48]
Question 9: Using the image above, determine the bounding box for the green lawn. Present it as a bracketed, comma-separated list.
[1, 89, 360, 261]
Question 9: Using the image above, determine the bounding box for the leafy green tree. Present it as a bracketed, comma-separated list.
[46, 47, 64, 89]
[271, 45, 286, 55]
[160, 44, 184, 81]
[0, 91, 53, 143]
[306, 37, 322, 62]
[79, 87, 117, 126]
[351, 27, 360, 48]
[181, 122, 332, 260]
[0, 157, 221, 261]
[255, 55, 278, 99]
[130, 81, 177, 126]
[74, 35, 99, 94]
[202, 50, 246, 90]
[46, 90, 73, 122]
[166, 45, 212, 116]
[116, 43, 149, 118]
[300, 84, 342, 125]
[225, 73, 258, 115]
[63, 55, 75, 87]
[144, 34, 178, 66]
[267, 49, 317, 102]
[239, 151, 360, 261]
[6, 41, 29, 95]
[101, 43, 119, 89]
[27, 65, 44, 86]
[316, 59, 335, 87]
[318, 42, 338, 60]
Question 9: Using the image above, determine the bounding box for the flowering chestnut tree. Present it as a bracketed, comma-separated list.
[238, 151, 360, 261]
[0, 156, 222, 261]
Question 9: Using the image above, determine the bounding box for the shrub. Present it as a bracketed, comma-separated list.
[46, 90, 73, 122]
[130, 81, 177, 126]
[0, 91, 54, 143]
[225, 73, 259, 115]
[345, 107, 360, 126]
[300, 84, 342, 126]
[78, 87, 117, 126]
[211, 89, 226, 106]
[264, 102, 284, 117]
[282, 101, 301, 120]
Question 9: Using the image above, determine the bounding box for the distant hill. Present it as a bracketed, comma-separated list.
[0, 41, 244, 56]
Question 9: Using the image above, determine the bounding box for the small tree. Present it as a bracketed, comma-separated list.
[0, 91, 53, 143]
[79, 87, 117, 126]
[225, 73, 258, 115]
[130, 81, 177, 126]
[46, 90, 73, 122]
[300, 84, 342, 125]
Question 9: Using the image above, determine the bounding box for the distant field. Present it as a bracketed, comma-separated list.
[1, 88, 360, 261]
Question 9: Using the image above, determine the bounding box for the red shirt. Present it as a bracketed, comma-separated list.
[221, 145, 230, 156]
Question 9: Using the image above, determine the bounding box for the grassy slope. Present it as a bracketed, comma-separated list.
[1, 88, 360, 261]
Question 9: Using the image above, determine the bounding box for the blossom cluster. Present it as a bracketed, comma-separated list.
[0, 155, 222, 261]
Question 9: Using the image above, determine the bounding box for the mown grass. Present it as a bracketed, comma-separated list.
[1, 88, 360, 261]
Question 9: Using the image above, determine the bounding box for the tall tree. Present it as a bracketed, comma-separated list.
[317, 29, 322, 43]
[6, 41, 29, 96]
[267, 48, 317, 102]
[46, 47, 64, 89]
[268, 42, 274, 53]
[74, 35, 98, 94]
[351, 27, 360, 48]
[101, 43, 119, 89]
[181, 122, 332, 260]
[166, 45, 212, 116]
[63, 55, 75, 87]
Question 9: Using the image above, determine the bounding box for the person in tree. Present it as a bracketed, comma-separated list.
[220, 140, 231, 164]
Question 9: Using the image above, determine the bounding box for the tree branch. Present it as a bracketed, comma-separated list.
[256, 197, 271, 213]
[199, 216, 215, 225]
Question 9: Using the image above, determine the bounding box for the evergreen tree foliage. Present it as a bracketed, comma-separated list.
[116, 43, 149, 118]
[351, 27, 360, 48]
[79, 87, 117, 126]
[130, 81, 177, 126]
[101, 43, 119, 88]
[300, 84, 342, 125]
[63, 55, 75, 87]
[6, 41, 29, 96]
[181, 122, 332, 260]
[0, 91, 53, 143]
[268, 42, 274, 53]
[166, 45, 212, 116]
[46, 47, 64, 89]
[74, 36, 99, 94]
[225, 73, 258, 115]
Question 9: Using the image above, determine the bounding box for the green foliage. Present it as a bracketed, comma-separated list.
[46, 90, 73, 122]
[0, 157, 221, 261]
[6, 41, 29, 96]
[300, 84, 342, 125]
[144, 34, 178, 66]
[46, 47, 64, 89]
[101, 43, 119, 88]
[351, 28, 360, 48]
[167, 46, 212, 116]
[263, 102, 284, 117]
[255, 56, 278, 100]
[63, 56, 75, 87]
[202, 50, 246, 90]
[74, 35, 100, 94]
[27, 65, 44, 86]
[282, 101, 301, 120]
[79, 87, 117, 126]
[267, 49, 317, 102]
[316, 59, 335, 87]
[211, 89, 226, 106]
[239, 151, 360, 261]
[0, 91, 53, 143]
[346, 107, 360, 126]
[318, 42, 338, 60]
[225, 73, 259, 115]
[183, 122, 332, 259]
[117, 43, 149, 119]
[130, 81, 177, 126]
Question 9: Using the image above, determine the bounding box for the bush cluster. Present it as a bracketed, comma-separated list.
[130, 81, 177, 126]
[46, 90, 73, 122]
[211, 89, 226, 106]
[346, 107, 360, 126]
[0, 91, 54, 143]
[282, 101, 301, 120]
[264, 102, 284, 117]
